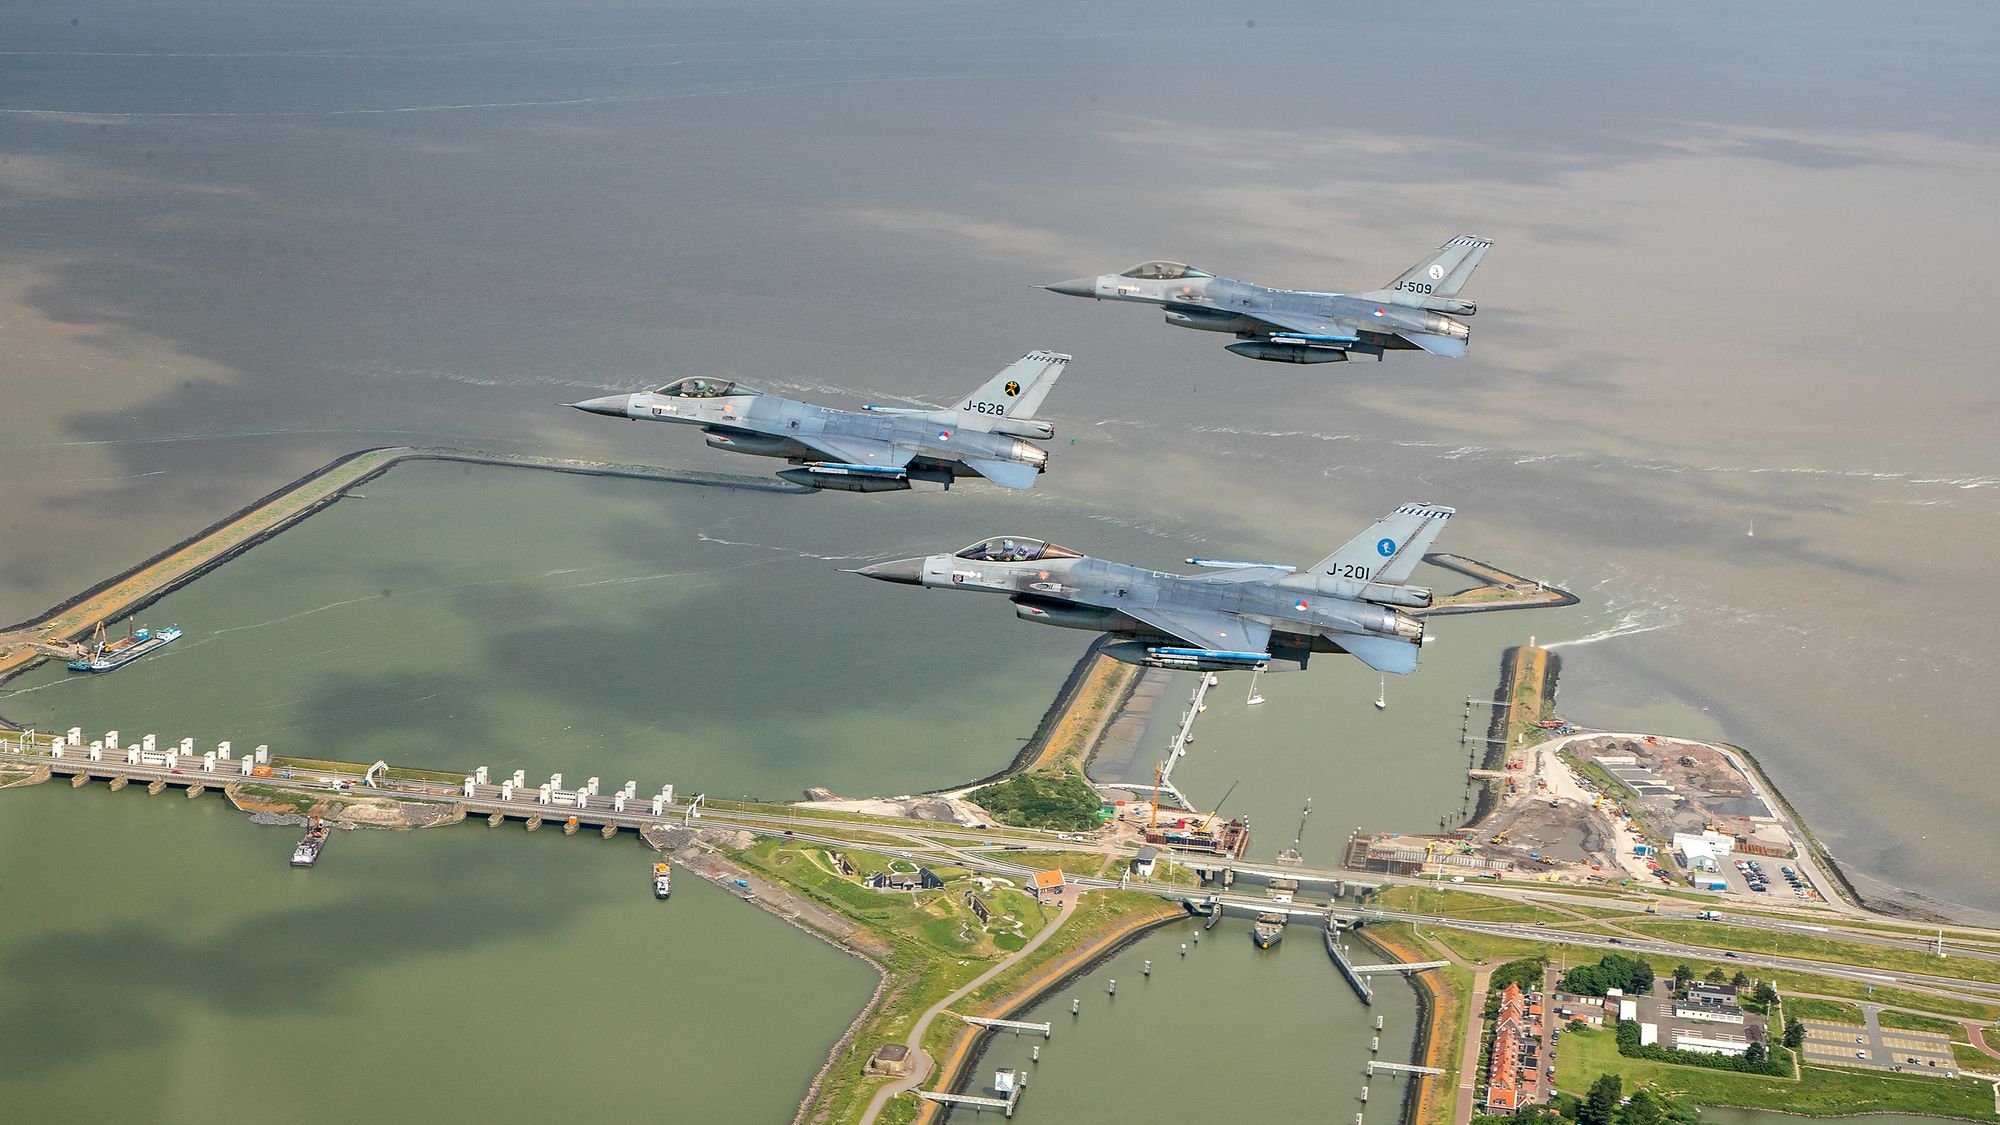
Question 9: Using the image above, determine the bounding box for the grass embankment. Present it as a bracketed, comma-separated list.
[1783, 997, 1865, 1024]
[271, 756, 464, 785]
[972, 656, 1134, 832]
[1626, 920, 2000, 987]
[1414, 929, 2000, 1023]
[1554, 1025, 1997, 1119]
[1504, 645, 1552, 749]
[729, 840, 1172, 1125]
[1378, 884, 1634, 923]
[1877, 1008, 1966, 1036]
[919, 891, 1183, 1119]
[730, 839, 1048, 1125]
[1368, 922, 1471, 1125]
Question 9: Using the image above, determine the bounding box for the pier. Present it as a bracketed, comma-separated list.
[914, 1085, 1023, 1118]
[1348, 960, 1451, 975]
[1326, 924, 1375, 1004]
[1365, 1060, 1445, 1077]
[958, 1015, 1051, 1039]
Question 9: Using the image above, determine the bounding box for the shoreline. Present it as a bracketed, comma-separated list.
[936, 899, 1187, 1113]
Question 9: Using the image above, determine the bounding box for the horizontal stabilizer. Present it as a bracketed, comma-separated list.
[1402, 331, 1467, 358]
[1338, 635, 1421, 675]
[964, 458, 1040, 490]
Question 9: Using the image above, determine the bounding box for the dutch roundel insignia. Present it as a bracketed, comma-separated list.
[1003, 381, 1021, 397]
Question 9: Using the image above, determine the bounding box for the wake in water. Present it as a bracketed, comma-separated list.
[1544, 615, 1678, 649]
[693, 530, 876, 563]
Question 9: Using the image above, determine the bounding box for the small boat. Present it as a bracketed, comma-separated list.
[1253, 911, 1286, 949]
[68, 621, 182, 673]
[291, 816, 329, 867]
[653, 861, 673, 899]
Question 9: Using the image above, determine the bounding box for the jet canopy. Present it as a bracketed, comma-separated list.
[653, 377, 758, 399]
[1118, 261, 1212, 281]
[954, 536, 1081, 564]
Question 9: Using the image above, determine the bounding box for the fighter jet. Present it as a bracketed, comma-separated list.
[1043, 236, 1491, 364]
[854, 503, 1459, 674]
[566, 351, 1068, 492]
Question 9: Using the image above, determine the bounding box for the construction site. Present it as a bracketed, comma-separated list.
[1345, 645, 1807, 893]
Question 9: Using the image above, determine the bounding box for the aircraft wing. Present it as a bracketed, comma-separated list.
[797, 434, 917, 471]
[1180, 304, 1362, 343]
[1121, 605, 1272, 656]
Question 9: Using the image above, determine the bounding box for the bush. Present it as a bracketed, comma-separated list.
[1614, 1018, 1791, 1076]
[1561, 954, 1655, 997]
[1493, 956, 1550, 994]
[971, 770, 1101, 830]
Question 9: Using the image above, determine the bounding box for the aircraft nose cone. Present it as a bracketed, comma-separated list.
[566, 395, 631, 418]
[851, 557, 926, 586]
[1041, 277, 1099, 299]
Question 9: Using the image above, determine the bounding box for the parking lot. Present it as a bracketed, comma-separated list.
[1797, 1016, 1957, 1077]
[1721, 855, 1824, 903]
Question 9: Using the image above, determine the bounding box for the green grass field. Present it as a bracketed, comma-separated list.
[1877, 1008, 1967, 1036]
[1627, 920, 2000, 987]
[1784, 997, 1865, 1024]
[1554, 1025, 1996, 1119]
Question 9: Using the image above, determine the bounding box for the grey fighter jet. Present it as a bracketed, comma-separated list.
[566, 351, 1068, 492]
[855, 503, 1458, 674]
[1044, 236, 1490, 364]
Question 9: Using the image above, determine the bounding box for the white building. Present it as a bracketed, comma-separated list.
[1673, 1029, 1751, 1056]
[1672, 829, 1734, 873]
[1674, 1004, 1747, 1025]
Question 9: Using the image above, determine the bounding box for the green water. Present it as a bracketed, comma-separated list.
[2, 460, 1080, 800]
[1137, 577, 1547, 866]
[0, 781, 873, 1123]
[0, 461, 1567, 1121]
[949, 917, 1418, 1122]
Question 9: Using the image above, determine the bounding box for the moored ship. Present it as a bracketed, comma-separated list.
[653, 861, 673, 899]
[1253, 911, 1286, 949]
[67, 621, 182, 673]
[291, 816, 329, 867]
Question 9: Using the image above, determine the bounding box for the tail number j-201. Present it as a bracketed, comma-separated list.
[1334, 564, 1372, 580]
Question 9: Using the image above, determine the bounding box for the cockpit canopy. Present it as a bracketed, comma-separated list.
[954, 536, 1081, 564]
[1118, 261, 1212, 281]
[653, 377, 757, 399]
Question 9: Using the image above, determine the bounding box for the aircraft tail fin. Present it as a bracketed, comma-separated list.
[948, 351, 1069, 430]
[1310, 502, 1454, 586]
[1382, 236, 1491, 299]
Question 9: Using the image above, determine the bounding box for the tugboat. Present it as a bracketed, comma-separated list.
[291, 815, 329, 867]
[652, 861, 673, 899]
[67, 620, 182, 673]
[1253, 911, 1286, 949]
